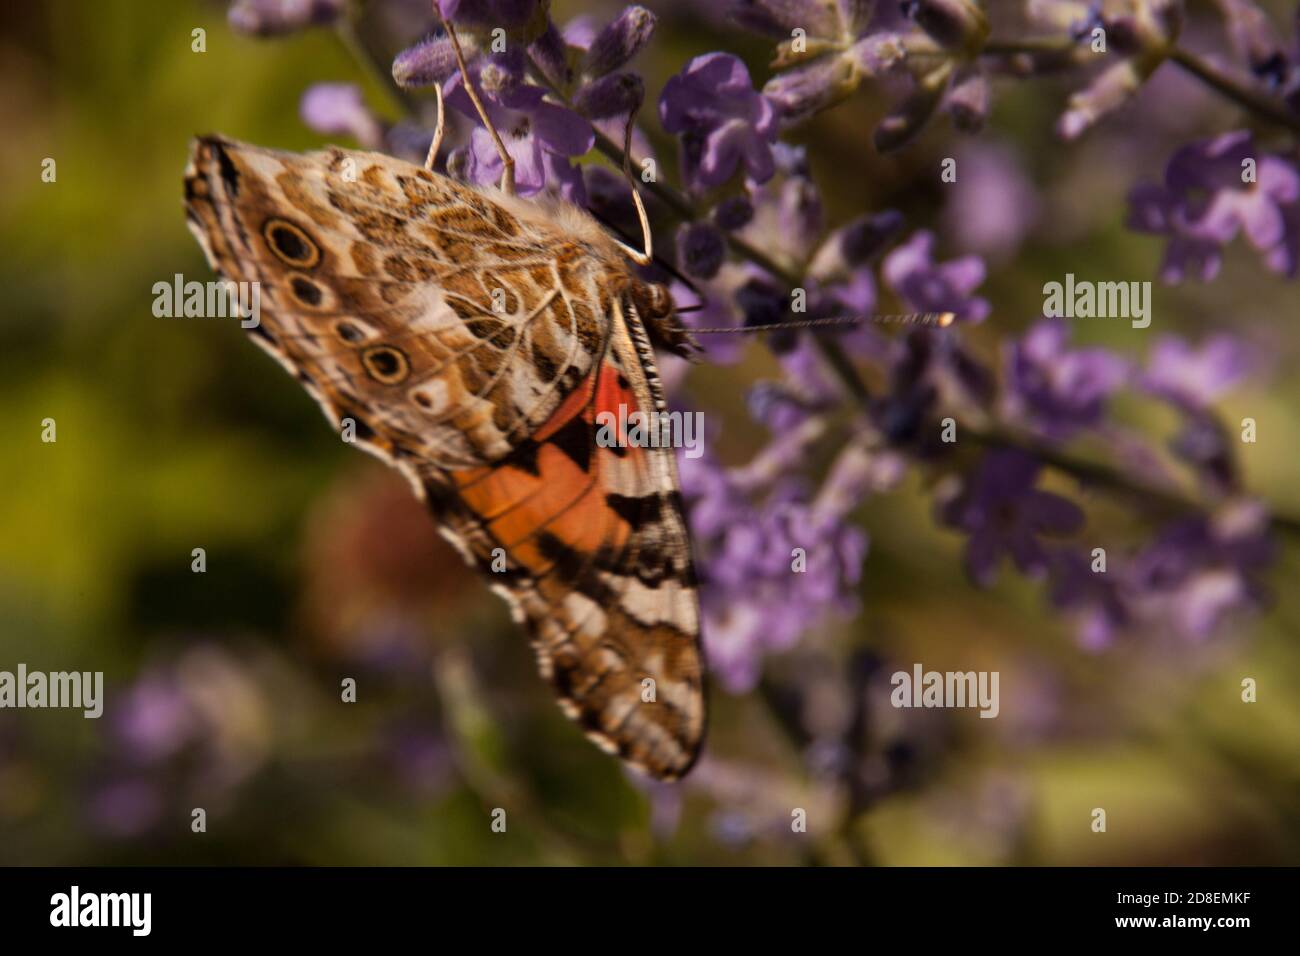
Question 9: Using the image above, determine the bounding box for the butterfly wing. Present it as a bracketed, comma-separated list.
[184, 136, 704, 778]
[422, 297, 704, 779]
[184, 135, 607, 469]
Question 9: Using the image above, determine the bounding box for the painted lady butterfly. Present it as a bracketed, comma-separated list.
[182, 89, 705, 778]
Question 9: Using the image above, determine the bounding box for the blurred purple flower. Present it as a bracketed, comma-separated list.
[1005, 319, 1131, 439]
[384, 723, 455, 796]
[942, 141, 1040, 262]
[883, 230, 990, 323]
[300, 83, 384, 149]
[1140, 333, 1256, 410]
[1127, 500, 1273, 640]
[738, 144, 822, 270]
[660, 53, 779, 190]
[85, 778, 164, 839]
[680, 438, 873, 692]
[944, 69, 991, 132]
[227, 0, 342, 36]
[938, 449, 1086, 587]
[728, 0, 844, 38]
[112, 674, 200, 764]
[677, 221, 726, 279]
[714, 195, 755, 230]
[1048, 548, 1128, 650]
[809, 210, 904, 282]
[1127, 131, 1300, 281]
[871, 326, 994, 446]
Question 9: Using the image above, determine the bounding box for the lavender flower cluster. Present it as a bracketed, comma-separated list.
[225, 0, 1299, 690]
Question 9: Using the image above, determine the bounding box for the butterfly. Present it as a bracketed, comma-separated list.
[181, 100, 706, 778]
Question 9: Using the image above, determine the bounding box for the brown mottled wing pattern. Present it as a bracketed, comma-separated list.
[183, 136, 704, 778]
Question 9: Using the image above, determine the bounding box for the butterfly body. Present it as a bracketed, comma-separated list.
[184, 136, 704, 779]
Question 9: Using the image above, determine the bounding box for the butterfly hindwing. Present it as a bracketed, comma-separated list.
[423, 298, 703, 779]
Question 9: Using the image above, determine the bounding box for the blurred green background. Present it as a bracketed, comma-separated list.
[0, 0, 1297, 865]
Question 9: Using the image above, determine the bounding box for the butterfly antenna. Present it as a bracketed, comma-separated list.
[424, 81, 446, 171]
[587, 207, 703, 296]
[436, 6, 515, 196]
[613, 98, 654, 267]
[691, 312, 956, 333]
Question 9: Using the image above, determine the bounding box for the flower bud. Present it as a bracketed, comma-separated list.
[392, 36, 457, 89]
[584, 6, 657, 78]
[573, 72, 645, 119]
[677, 222, 727, 279]
[945, 71, 990, 133]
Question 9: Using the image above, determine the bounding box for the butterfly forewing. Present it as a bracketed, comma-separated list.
[183, 136, 704, 778]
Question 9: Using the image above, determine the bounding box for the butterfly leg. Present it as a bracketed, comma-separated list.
[612, 101, 653, 268]
[424, 82, 446, 171]
[436, 9, 516, 196]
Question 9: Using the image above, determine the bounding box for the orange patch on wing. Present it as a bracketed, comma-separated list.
[450, 360, 641, 577]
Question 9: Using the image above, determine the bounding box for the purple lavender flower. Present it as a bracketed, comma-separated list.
[943, 68, 990, 132]
[698, 496, 869, 692]
[938, 449, 1086, 587]
[227, 0, 342, 36]
[1004, 319, 1131, 439]
[446, 77, 594, 198]
[1127, 131, 1300, 281]
[300, 83, 384, 149]
[680, 435, 874, 692]
[882, 230, 991, 322]
[572, 72, 644, 119]
[392, 35, 458, 89]
[728, 0, 843, 39]
[660, 53, 779, 190]
[1057, 59, 1151, 141]
[1048, 549, 1129, 650]
[582, 5, 656, 78]
[112, 673, 200, 764]
[764, 55, 860, 127]
[941, 141, 1040, 262]
[808, 210, 904, 282]
[437, 0, 539, 29]
[677, 221, 726, 279]
[1127, 500, 1273, 640]
[869, 322, 995, 448]
[714, 195, 755, 230]
[1169, 412, 1237, 495]
[1140, 333, 1256, 410]
[736, 143, 822, 271]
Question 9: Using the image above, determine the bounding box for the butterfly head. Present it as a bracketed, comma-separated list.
[626, 279, 700, 361]
[627, 278, 674, 323]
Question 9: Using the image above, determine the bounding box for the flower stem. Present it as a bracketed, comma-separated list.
[1168, 47, 1300, 134]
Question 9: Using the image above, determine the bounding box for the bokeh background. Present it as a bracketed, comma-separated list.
[1, 0, 1297, 865]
